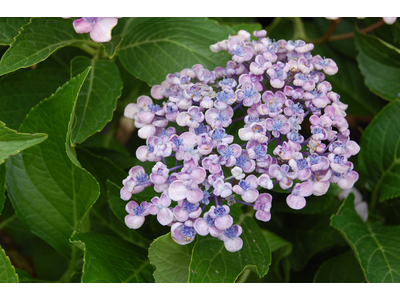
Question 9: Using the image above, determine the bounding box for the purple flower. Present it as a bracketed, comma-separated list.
[150, 162, 169, 185]
[148, 193, 174, 226]
[168, 179, 203, 204]
[265, 115, 291, 138]
[202, 154, 223, 174]
[217, 143, 242, 167]
[289, 154, 312, 181]
[258, 174, 273, 190]
[173, 199, 202, 222]
[267, 62, 289, 88]
[212, 178, 233, 198]
[208, 205, 234, 231]
[308, 169, 332, 196]
[205, 107, 234, 128]
[214, 88, 237, 110]
[194, 213, 223, 237]
[218, 225, 243, 252]
[311, 55, 338, 75]
[239, 121, 268, 143]
[120, 166, 151, 200]
[124, 201, 150, 229]
[72, 17, 119, 43]
[286, 182, 313, 210]
[176, 106, 204, 128]
[293, 73, 317, 91]
[254, 193, 272, 222]
[228, 38, 253, 63]
[233, 175, 259, 203]
[234, 150, 256, 173]
[330, 170, 359, 190]
[308, 153, 330, 172]
[236, 82, 261, 107]
[273, 141, 295, 160]
[286, 39, 314, 53]
[269, 164, 297, 190]
[171, 220, 197, 245]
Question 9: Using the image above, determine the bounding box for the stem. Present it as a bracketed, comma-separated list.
[71, 42, 98, 56]
[328, 19, 385, 42]
[309, 19, 342, 44]
[235, 200, 254, 207]
[292, 17, 308, 40]
[169, 164, 183, 172]
[58, 245, 78, 283]
[237, 269, 252, 283]
[232, 116, 246, 123]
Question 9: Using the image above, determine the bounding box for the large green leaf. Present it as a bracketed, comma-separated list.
[0, 47, 85, 131]
[6, 68, 100, 258]
[354, 30, 400, 101]
[71, 56, 123, 145]
[188, 208, 271, 283]
[118, 17, 234, 85]
[0, 246, 18, 283]
[359, 100, 400, 202]
[0, 17, 31, 45]
[331, 194, 400, 283]
[70, 233, 154, 283]
[313, 250, 365, 283]
[0, 18, 89, 76]
[262, 230, 293, 282]
[0, 121, 47, 165]
[148, 233, 195, 283]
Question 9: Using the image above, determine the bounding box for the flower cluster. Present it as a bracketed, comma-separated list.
[120, 29, 360, 252]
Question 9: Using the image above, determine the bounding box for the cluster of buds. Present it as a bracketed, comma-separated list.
[120, 29, 360, 252]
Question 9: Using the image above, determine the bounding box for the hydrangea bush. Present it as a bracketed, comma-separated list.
[0, 17, 400, 284]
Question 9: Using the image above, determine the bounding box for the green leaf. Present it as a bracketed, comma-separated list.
[359, 100, 400, 202]
[76, 148, 150, 248]
[102, 34, 123, 59]
[70, 233, 154, 283]
[6, 68, 100, 258]
[71, 56, 123, 145]
[313, 250, 365, 283]
[0, 17, 31, 45]
[188, 209, 271, 283]
[0, 18, 89, 76]
[263, 230, 293, 282]
[15, 268, 49, 283]
[118, 17, 235, 85]
[0, 246, 18, 283]
[0, 47, 86, 130]
[288, 214, 346, 271]
[331, 194, 400, 282]
[148, 233, 195, 283]
[354, 30, 400, 101]
[0, 164, 5, 215]
[0, 121, 47, 165]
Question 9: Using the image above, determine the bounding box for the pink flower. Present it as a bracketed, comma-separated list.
[72, 17, 119, 43]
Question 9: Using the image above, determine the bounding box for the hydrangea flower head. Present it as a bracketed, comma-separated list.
[119, 29, 360, 252]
